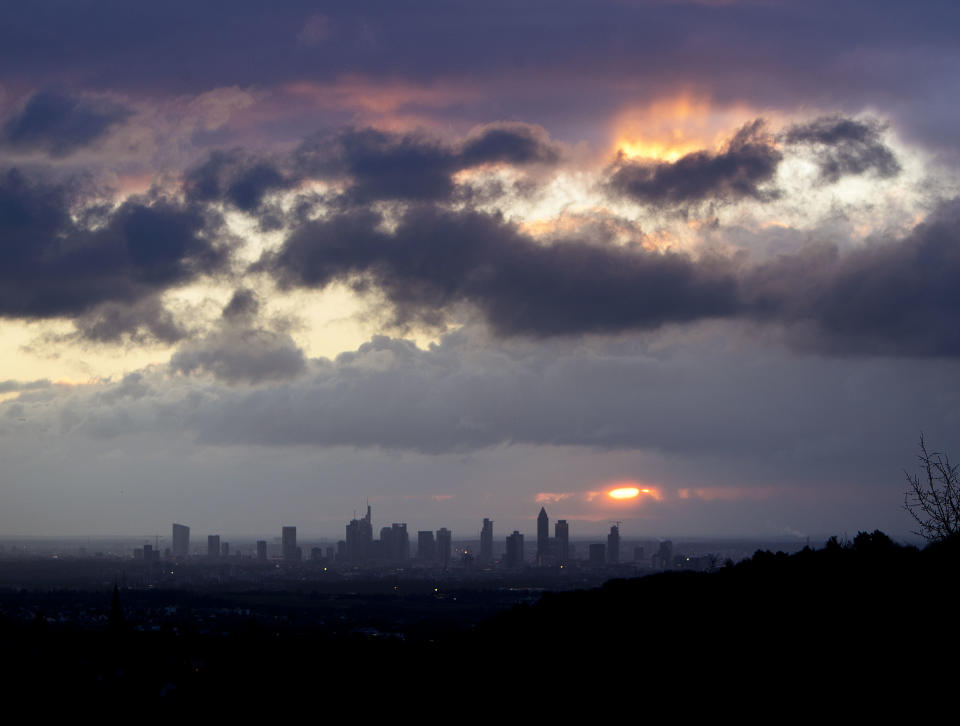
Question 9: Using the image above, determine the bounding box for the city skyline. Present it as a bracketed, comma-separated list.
[2, 1, 960, 541]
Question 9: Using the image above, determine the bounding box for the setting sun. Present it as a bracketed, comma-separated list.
[608, 486, 641, 500]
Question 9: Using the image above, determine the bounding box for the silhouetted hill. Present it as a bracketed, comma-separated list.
[3, 531, 955, 708]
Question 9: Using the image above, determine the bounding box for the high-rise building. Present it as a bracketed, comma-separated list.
[537, 507, 550, 566]
[392, 523, 409, 561]
[654, 540, 673, 569]
[607, 525, 620, 564]
[555, 519, 569, 566]
[436, 528, 452, 570]
[345, 504, 373, 562]
[221, 541, 230, 557]
[207, 535, 220, 558]
[589, 543, 606, 565]
[505, 531, 524, 568]
[282, 526, 298, 561]
[256, 540, 268, 560]
[480, 518, 493, 564]
[172, 523, 190, 558]
[418, 530, 436, 561]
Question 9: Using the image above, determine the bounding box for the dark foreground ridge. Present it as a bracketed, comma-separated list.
[3, 531, 955, 708]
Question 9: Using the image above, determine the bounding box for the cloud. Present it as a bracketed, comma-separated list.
[606, 119, 782, 207]
[7, 325, 958, 482]
[784, 115, 900, 183]
[1, 90, 131, 157]
[184, 148, 296, 215]
[744, 200, 960, 356]
[0, 379, 51, 394]
[0, 168, 228, 341]
[293, 123, 560, 203]
[169, 288, 306, 383]
[256, 205, 739, 335]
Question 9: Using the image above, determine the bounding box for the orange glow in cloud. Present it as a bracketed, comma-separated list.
[611, 93, 759, 162]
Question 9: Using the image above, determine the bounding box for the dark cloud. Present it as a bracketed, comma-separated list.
[785, 116, 900, 183]
[257, 205, 739, 335]
[221, 287, 261, 322]
[606, 120, 782, 207]
[459, 123, 560, 167]
[184, 149, 295, 213]
[257, 192, 960, 356]
[294, 124, 559, 203]
[0, 168, 227, 341]
[745, 201, 960, 356]
[1, 90, 131, 157]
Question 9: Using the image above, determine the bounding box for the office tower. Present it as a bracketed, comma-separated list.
[655, 540, 673, 569]
[607, 525, 620, 564]
[555, 519, 569, 566]
[311, 547, 323, 561]
[282, 526, 298, 561]
[345, 504, 373, 562]
[589, 543, 606, 565]
[418, 530, 436, 561]
[221, 541, 230, 557]
[537, 506, 550, 566]
[633, 546, 645, 563]
[207, 535, 220, 558]
[436, 528, 452, 570]
[256, 540, 267, 560]
[172, 523, 190, 558]
[480, 518, 493, 564]
[392, 523, 409, 561]
[505, 531, 524, 568]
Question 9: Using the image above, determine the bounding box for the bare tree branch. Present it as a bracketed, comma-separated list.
[904, 434, 960, 542]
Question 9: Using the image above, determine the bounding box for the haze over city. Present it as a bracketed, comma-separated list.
[4, 0, 960, 541]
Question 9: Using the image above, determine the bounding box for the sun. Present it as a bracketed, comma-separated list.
[608, 486, 641, 500]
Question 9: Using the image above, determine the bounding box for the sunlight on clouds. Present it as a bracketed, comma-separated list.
[611, 93, 766, 161]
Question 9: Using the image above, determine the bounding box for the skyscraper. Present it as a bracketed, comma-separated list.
[418, 530, 436, 561]
[256, 540, 268, 560]
[172, 523, 190, 558]
[480, 518, 493, 564]
[537, 506, 550, 566]
[392, 523, 409, 561]
[555, 519, 569, 566]
[607, 524, 620, 564]
[345, 503, 373, 562]
[436, 528, 452, 570]
[505, 531, 525, 568]
[207, 534, 220, 558]
[282, 526, 298, 561]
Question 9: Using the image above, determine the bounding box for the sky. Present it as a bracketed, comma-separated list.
[2, 0, 960, 540]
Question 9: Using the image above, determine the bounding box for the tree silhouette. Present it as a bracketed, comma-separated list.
[904, 435, 960, 542]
